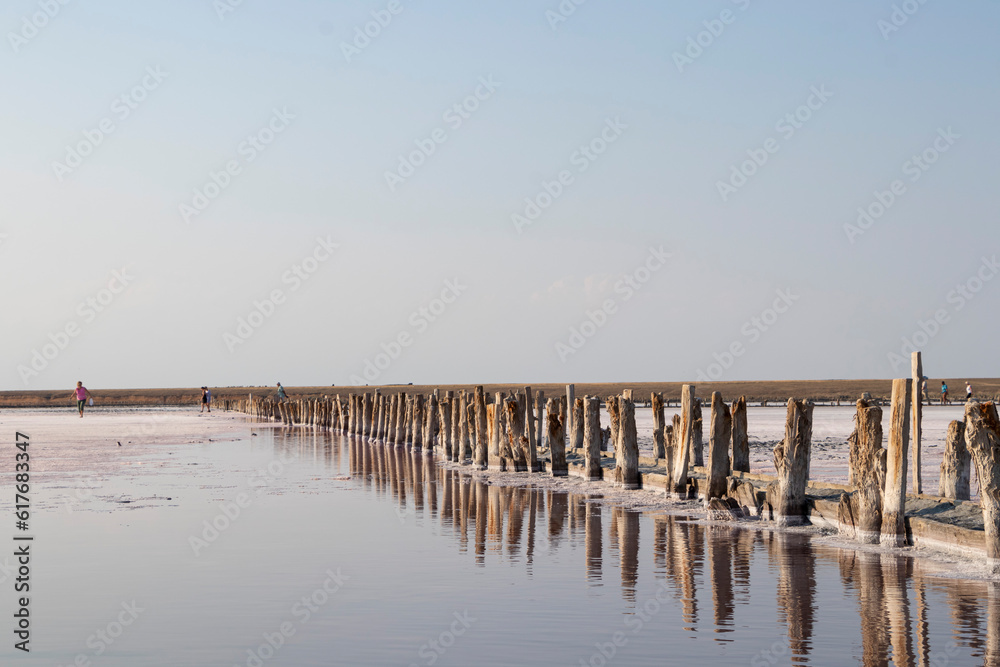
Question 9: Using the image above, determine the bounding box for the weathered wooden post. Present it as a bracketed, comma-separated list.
[706, 392, 731, 501]
[424, 392, 438, 451]
[566, 384, 576, 442]
[465, 401, 476, 462]
[963, 401, 1000, 573]
[488, 393, 503, 471]
[412, 394, 424, 450]
[731, 396, 749, 473]
[547, 398, 567, 476]
[395, 393, 406, 446]
[388, 395, 398, 442]
[506, 397, 528, 471]
[651, 393, 665, 459]
[439, 397, 453, 459]
[614, 396, 640, 489]
[881, 379, 911, 547]
[689, 398, 704, 467]
[524, 387, 539, 472]
[912, 351, 923, 494]
[450, 392, 461, 462]
[770, 398, 814, 526]
[939, 420, 970, 500]
[584, 396, 603, 480]
[460, 392, 473, 461]
[838, 399, 885, 543]
[375, 394, 386, 442]
[606, 397, 620, 455]
[671, 385, 696, 498]
[535, 391, 545, 450]
[572, 398, 584, 451]
[474, 386, 488, 469]
[363, 393, 373, 439]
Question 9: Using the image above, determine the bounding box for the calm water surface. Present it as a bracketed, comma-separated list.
[0, 418, 995, 666]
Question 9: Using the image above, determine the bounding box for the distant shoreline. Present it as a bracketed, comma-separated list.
[2, 378, 998, 408]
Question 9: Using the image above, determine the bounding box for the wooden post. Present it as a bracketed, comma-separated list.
[939, 420, 970, 500]
[963, 400, 1000, 573]
[488, 393, 503, 471]
[912, 351, 923, 494]
[412, 394, 424, 450]
[731, 396, 749, 473]
[506, 397, 528, 471]
[771, 398, 814, 527]
[651, 393, 665, 460]
[524, 387, 539, 472]
[465, 401, 476, 462]
[606, 397, 620, 455]
[363, 393, 373, 439]
[375, 394, 386, 442]
[584, 397, 603, 480]
[671, 385, 696, 498]
[474, 386, 488, 469]
[614, 396, 639, 489]
[449, 391, 460, 461]
[689, 398, 704, 467]
[839, 399, 885, 543]
[424, 392, 438, 451]
[535, 391, 545, 450]
[706, 392, 731, 501]
[881, 379, 911, 547]
[572, 398, 584, 451]
[438, 397, 452, 459]
[547, 398, 567, 476]
[566, 384, 575, 442]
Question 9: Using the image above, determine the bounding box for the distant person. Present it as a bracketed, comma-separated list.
[201, 387, 212, 413]
[941, 381, 949, 405]
[921, 378, 928, 405]
[276, 383, 288, 402]
[966, 383, 973, 401]
[70, 381, 92, 418]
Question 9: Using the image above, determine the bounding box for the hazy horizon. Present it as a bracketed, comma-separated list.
[4, 1, 998, 391]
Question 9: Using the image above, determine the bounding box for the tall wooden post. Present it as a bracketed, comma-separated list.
[465, 401, 476, 462]
[606, 397, 620, 455]
[963, 400, 1000, 574]
[839, 399, 885, 543]
[771, 398, 814, 526]
[731, 396, 749, 473]
[439, 397, 453, 459]
[614, 396, 640, 489]
[566, 384, 575, 443]
[534, 391, 545, 450]
[651, 392, 665, 459]
[706, 392, 732, 501]
[572, 398, 584, 451]
[525, 387, 539, 472]
[881, 379, 911, 547]
[912, 351, 923, 494]
[547, 398, 567, 477]
[584, 397, 603, 480]
[939, 420, 970, 500]
[689, 398, 704, 467]
[412, 394, 424, 450]
[507, 398, 527, 471]
[424, 393, 438, 451]
[488, 393, 503, 471]
[474, 386, 488, 469]
[671, 385, 696, 498]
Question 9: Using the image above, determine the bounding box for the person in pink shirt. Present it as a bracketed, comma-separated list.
[70, 381, 92, 418]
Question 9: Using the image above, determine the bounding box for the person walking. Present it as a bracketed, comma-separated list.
[71, 381, 92, 418]
[276, 383, 288, 402]
[201, 387, 212, 413]
[941, 381, 949, 406]
[966, 382, 973, 401]
[921, 378, 929, 405]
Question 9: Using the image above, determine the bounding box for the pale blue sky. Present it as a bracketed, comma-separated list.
[3, 0, 998, 390]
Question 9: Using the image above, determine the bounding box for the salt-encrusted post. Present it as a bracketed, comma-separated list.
[525, 386, 539, 471]
[584, 397, 603, 480]
[614, 396, 640, 489]
[412, 394, 424, 450]
[607, 397, 620, 455]
[453, 391, 465, 462]
[689, 398, 704, 467]
[474, 386, 488, 468]
[671, 385, 696, 498]
[507, 397, 528, 471]
[912, 351, 923, 494]
[425, 392, 438, 451]
[939, 420, 970, 500]
[488, 393, 503, 471]
[839, 399, 885, 543]
[731, 396, 749, 473]
[572, 398, 584, 451]
[375, 394, 386, 442]
[535, 391, 545, 450]
[547, 398, 567, 477]
[881, 379, 911, 547]
[566, 384, 576, 442]
[438, 397, 453, 459]
[448, 391, 460, 460]
[464, 401, 476, 462]
[771, 398, 814, 526]
[362, 393, 373, 438]
[963, 401, 1000, 573]
[651, 393, 665, 460]
[706, 392, 732, 501]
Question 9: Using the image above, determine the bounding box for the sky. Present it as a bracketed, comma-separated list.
[2, 0, 999, 391]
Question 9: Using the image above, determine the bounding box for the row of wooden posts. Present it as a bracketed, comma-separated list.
[221, 370, 1000, 575]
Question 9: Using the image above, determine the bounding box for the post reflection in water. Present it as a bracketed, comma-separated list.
[325, 431, 1000, 666]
